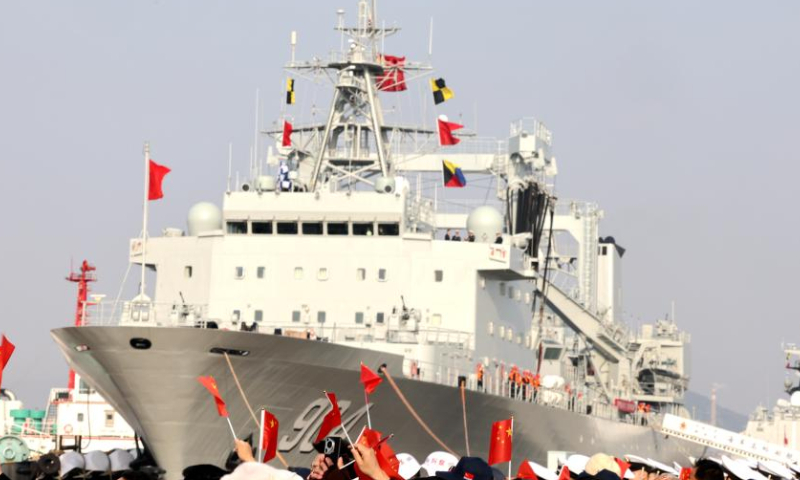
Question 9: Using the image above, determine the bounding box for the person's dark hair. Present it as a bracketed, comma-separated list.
[694, 459, 723, 480]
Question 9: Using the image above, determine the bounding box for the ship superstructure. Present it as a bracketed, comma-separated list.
[52, 2, 700, 477]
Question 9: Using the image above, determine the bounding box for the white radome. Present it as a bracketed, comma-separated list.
[187, 202, 223, 236]
[467, 206, 503, 243]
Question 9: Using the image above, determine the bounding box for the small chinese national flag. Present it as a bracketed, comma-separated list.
[488, 417, 513, 465]
[680, 468, 692, 480]
[197, 375, 229, 417]
[360, 363, 383, 395]
[558, 466, 570, 480]
[314, 392, 343, 443]
[260, 409, 279, 463]
[437, 116, 463, 146]
[282, 121, 293, 147]
[517, 460, 538, 480]
[0, 335, 15, 391]
[148, 160, 171, 201]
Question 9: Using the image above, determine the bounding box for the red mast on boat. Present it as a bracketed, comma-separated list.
[66, 260, 96, 390]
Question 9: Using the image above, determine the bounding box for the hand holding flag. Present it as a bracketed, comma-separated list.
[259, 409, 279, 463]
[360, 363, 383, 394]
[0, 335, 15, 391]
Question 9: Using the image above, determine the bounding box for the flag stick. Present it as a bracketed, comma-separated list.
[508, 416, 514, 480]
[364, 389, 372, 429]
[226, 416, 237, 442]
[140, 142, 150, 297]
[257, 408, 265, 463]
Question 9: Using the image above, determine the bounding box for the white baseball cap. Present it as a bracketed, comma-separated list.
[421, 451, 459, 476]
[397, 453, 422, 480]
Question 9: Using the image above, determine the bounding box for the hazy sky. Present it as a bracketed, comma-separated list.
[1, 0, 799, 417]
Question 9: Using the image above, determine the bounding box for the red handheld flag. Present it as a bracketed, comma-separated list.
[197, 375, 229, 417]
[437, 116, 463, 146]
[679, 468, 692, 480]
[0, 335, 16, 391]
[615, 459, 630, 480]
[260, 409, 279, 463]
[148, 160, 171, 201]
[356, 429, 403, 480]
[360, 363, 383, 395]
[315, 392, 343, 443]
[517, 460, 538, 480]
[282, 121, 293, 147]
[488, 417, 513, 465]
[558, 466, 570, 480]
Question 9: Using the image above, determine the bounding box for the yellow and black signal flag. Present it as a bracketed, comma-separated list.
[431, 78, 454, 105]
[286, 78, 295, 105]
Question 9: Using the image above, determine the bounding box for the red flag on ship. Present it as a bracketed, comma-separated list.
[376, 55, 407, 92]
[0, 335, 15, 391]
[360, 363, 383, 394]
[282, 121, 293, 147]
[314, 392, 343, 443]
[557, 466, 570, 480]
[517, 460, 538, 480]
[488, 417, 513, 465]
[197, 375, 229, 417]
[148, 160, 171, 200]
[437, 116, 463, 146]
[260, 409, 279, 463]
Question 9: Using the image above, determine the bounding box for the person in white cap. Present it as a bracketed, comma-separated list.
[396, 454, 422, 480]
[221, 440, 303, 480]
[420, 451, 458, 477]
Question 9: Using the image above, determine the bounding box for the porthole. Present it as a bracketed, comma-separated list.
[130, 338, 152, 350]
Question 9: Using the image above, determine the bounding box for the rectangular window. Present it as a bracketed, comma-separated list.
[317, 311, 326, 324]
[105, 411, 114, 428]
[235, 266, 245, 279]
[227, 221, 247, 234]
[377, 223, 400, 236]
[434, 270, 443, 282]
[499, 282, 506, 296]
[352, 222, 373, 236]
[355, 312, 364, 324]
[377, 268, 387, 281]
[602, 246, 608, 256]
[508, 286, 515, 299]
[257, 266, 265, 279]
[317, 268, 329, 281]
[356, 268, 366, 281]
[327, 222, 348, 235]
[254, 310, 263, 322]
[252, 222, 273, 234]
[277, 222, 299, 234]
[292, 311, 301, 323]
[77, 413, 84, 422]
[184, 266, 193, 278]
[302, 222, 323, 235]
[294, 267, 303, 280]
[232, 310, 241, 322]
[376, 312, 385, 324]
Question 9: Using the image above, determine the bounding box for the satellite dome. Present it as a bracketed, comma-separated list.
[466, 206, 503, 243]
[187, 202, 222, 236]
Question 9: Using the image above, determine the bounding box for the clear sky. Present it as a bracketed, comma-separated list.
[1, 0, 799, 417]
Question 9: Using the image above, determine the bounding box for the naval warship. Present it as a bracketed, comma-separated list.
[52, 2, 704, 478]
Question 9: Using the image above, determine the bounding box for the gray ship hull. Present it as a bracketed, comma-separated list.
[51, 327, 704, 479]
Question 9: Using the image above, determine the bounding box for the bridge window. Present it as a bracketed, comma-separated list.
[252, 221, 273, 234]
[302, 222, 323, 235]
[317, 268, 329, 281]
[227, 221, 247, 234]
[235, 267, 245, 279]
[353, 222, 373, 236]
[356, 268, 366, 281]
[184, 266, 193, 278]
[257, 266, 265, 279]
[294, 267, 303, 280]
[355, 312, 364, 324]
[378, 223, 399, 236]
[317, 311, 326, 324]
[277, 222, 298, 234]
[376, 312, 385, 324]
[292, 311, 301, 323]
[254, 310, 263, 322]
[327, 222, 348, 235]
[377, 268, 387, 281]
[434, 270, 443, 282]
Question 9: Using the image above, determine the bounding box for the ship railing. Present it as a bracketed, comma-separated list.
[78, 301, 210, 327]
